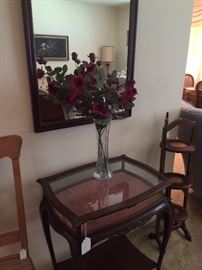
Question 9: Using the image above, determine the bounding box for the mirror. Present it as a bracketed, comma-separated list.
[22, 0, 138, 132]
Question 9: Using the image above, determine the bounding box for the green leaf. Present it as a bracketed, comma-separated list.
[99, 66, 106, 79]
[63, 65, 68, 73]
[94, 72, 104, 89]
[126, 102, 134, 110]
[45, 66, 52, 73]
[55, 67, 62, 73]
[110, 70, 117, 81]
[51, 70, 56, 76]
[46, 76, 51, 83]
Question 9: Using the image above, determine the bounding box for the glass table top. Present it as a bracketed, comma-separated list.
[45, 156, 165, 219]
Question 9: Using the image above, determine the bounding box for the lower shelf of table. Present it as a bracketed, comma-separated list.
[57, 259, 72, 270]
[57, 235, 157, 270]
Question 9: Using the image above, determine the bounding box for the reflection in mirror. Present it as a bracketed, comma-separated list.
[22, 0, 138, 132]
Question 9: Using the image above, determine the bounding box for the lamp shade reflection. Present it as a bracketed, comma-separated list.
[100, 46, 115, 73]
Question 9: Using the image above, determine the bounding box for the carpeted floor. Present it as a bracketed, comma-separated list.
[129, 191, 202, 269]
[128, 154, 202, 269]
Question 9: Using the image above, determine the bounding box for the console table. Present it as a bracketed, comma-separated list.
[37, 155, 174, 270]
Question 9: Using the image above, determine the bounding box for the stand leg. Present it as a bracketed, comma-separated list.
[181, 221, 192, 241]
[186, 153, 191, 177]
[148, 215, 162, 248]
[183, 190, 189, 210]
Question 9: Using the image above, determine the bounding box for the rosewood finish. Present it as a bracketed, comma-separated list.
[37, 155, 174, 270]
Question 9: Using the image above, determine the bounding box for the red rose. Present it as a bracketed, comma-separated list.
[37, 57, 47, 65]
[92, 103, 109, 118]
[119, 80, 137, 107]
[48, 81, 58, 95]
[71, 52, 80, 64]
[87, 63, 96, 73]
[37, 68, 44, 79]
[87, 74, 96, 86]
[82, 61, 88, 67]
[82, 61, 96, 73]
[88, 52, 96, 63]
[96, 60, 102, 67]
[71, 75, 85, 90]
[66, 88, 79, 106]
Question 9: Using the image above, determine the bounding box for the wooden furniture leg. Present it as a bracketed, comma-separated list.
[40, 200, 57, 270]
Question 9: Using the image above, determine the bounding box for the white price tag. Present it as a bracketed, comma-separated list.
[20, 249, 27, 260]
[81, 237, 91, 255]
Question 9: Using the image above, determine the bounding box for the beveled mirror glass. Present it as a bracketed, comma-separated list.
[22, 0, 138, 132]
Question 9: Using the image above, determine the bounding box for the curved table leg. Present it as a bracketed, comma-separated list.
[40, 198, 83, 270]
[148, 215, 162, 248]
[40, 199, 57, 270]
[181, 221, 192, 241]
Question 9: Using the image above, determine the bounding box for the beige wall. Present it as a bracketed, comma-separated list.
[32, 0, 118, 72]
[116, 4, 130, 72]
[0, 0, 193, 269]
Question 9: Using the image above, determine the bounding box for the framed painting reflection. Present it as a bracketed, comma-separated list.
[34, 35, 69, 61]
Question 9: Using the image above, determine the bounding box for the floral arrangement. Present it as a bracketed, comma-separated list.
[37, 52, 138, 179]
[36, 52, 137, 121]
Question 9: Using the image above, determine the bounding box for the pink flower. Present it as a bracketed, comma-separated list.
[92, 103, 109, 118]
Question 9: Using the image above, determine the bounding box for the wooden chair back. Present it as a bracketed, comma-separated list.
[184, 74, 194, 88]
[195, 80, 202, 108]
[159, 112, 196, 174]
[0, 135, 34, 269]
[182, 74, 195, 101]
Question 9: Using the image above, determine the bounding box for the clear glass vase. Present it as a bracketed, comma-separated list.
[93, 117, 112, 180]
[62, 105, 74, 120]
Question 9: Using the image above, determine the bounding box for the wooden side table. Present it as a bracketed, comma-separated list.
[37, 155, 174, 270]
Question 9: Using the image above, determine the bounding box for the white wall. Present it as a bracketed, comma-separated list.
[32, 0, 118, 72]
[122, 0, 193, 168]
[116, 4, 130, 72]
[0, 0, 193, 269]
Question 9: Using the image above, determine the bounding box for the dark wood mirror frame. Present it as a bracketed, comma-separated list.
[21, 0, 139, 133]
